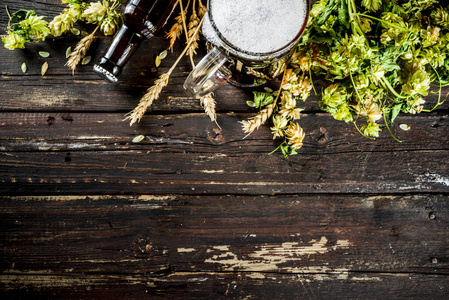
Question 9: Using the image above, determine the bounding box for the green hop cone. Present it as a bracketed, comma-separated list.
[82, 1, 107, 24]
[431, 7, 449, 29]
[2, 32, 26, 50]
[20, 15, 50, 40]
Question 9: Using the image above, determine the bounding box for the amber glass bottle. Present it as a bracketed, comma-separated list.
[94, 0, 178, 82]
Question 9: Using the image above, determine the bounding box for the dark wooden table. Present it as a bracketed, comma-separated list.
[1, 1, 448, 299]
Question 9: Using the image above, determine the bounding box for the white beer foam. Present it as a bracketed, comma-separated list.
[209, 0, 307, 54]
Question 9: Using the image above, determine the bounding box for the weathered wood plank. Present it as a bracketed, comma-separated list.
[0, 35, 283, 112]
[0, 112, 447, 152]
[0, 112, 447, 195]
[1, 150, 448, 195]
[0, 194, 448, 298]
[1, 272, 448, 299]
[0, 35, 446, 113]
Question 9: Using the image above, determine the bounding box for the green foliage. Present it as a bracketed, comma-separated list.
[2, 9, 50, 49]
[247, 91, 274, 109]
[3, 1, 123, 50]
[300, 0, 448, 138]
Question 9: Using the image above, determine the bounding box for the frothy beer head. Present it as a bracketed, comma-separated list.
[209, 0, 308, 55]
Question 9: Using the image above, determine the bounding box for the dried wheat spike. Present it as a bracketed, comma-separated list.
[247, 68, 272, 80]
[124, 73, 170, 126]
[200, 93, 217, 122]
[66, 28, 97, 72]
[240, 103, 276, 134]
[166, 9, 185, 50]
[198, 0, 207, 18]
[186, 9, 200, 57]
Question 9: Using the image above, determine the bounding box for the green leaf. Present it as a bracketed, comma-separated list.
[281, 144, 298, 158]
[132, 135, 145, 143]
[338, 1, 350, 29]
[155, 55, 161, 67]
[39, 51, 50, 58]
[81, 56, 91, 65]
[390, 104, 402, 123]
[41, 61, 48, 76]
[159, 50, 167, 60]
[252, 91, 274, 108]
[246, 101, 256, 108]
[10, 9, 34, 23]
[316, 0, 337, 26]
[399, 124, 410, 131]
[70, 28, 80, 36]
[66, 46, 72, 59]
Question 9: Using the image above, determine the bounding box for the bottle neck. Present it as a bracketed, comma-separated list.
[94, 0, 179, 83]
[94, 25, 144, 83]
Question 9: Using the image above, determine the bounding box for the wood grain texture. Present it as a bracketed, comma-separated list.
[1, 194, 448, 299]
[0, 111, 448, 195]
[1, 1, 448, 298]
[0, 35, 446, 114]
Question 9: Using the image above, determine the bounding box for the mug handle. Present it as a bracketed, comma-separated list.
[183, 47, 232, 98]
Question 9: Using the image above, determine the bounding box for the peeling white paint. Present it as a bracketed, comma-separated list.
[200, 170, 225, 173]
[417, 173, 449, 187]
[351, 276, 382, 281]
[245, 273, 266, 279]
[205, 237, 353, 272]
[6, 195, 174, 202]
[207, 245, 230, 253]
[293, 266, 350, 280]
[177, 248, 196, 253]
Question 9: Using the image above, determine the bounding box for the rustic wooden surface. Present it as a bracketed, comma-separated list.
[1, 1, 448, 299]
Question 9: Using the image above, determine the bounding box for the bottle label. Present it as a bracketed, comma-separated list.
[141, 21, 157, 39]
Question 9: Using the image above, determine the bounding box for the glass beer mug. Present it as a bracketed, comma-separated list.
[183, 0, 310, 98]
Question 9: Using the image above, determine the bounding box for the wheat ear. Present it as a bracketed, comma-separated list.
[125, 14, 205, 126]
[166, 1, 184, 51]
[66, 26, 99, 73]
[200, 93, 217, 122]
[240, 68, 287, 137]
[186, 0, 200, 63]
[247, 67, 272, 80]
[124, 74, 170, 125]
[198, 0, 207, 18]
[240, 103, 276, 134]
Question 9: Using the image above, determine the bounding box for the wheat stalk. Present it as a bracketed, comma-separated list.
[240, 102, 276, 134]
[166, 1, 184, 51]
[66, 26, 99, 73]
[200, 92, 217, 122]
[186, 0, 200, 60]
[166, 14, 184, 50]
[124, 73, 170, 125]
[125, 14, 205, 126]
[240, 68, 287, 137]
[198, 0, 207, 18]
[247, 67, 272, 80]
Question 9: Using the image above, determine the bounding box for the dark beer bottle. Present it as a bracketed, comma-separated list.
[94, 0, 178, 83]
